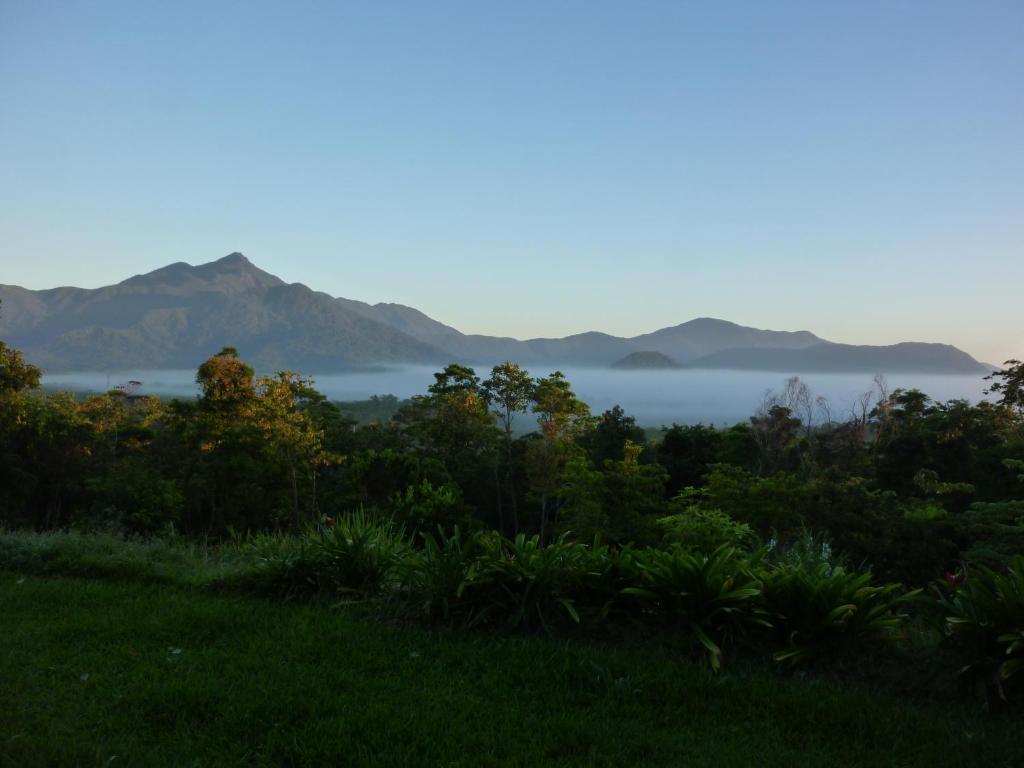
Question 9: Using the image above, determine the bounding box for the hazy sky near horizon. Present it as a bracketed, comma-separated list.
[1, 1, 1021, 363]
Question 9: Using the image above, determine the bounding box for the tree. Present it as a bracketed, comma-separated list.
[531, 371, 591, 442]
[657, 423, 722, 496]
[196, 346, 255, 413]
[482, 362, 534, 534]
[598, 440, 667, 544]
[397, 364, 500, 523]
[0, 341, 41, 395]
[253, 371, 331, 526]
[985, 360, 1024, 415]
[178, 349, 331, 533]
[527, 371, 592, 541]
[749, 405, 802, 474]
[584, 405, 647, 467]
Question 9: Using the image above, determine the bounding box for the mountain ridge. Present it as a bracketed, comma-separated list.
[0, 253, 990, 374]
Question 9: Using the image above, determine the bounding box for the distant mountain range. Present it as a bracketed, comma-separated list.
[0, 253, 992, 375]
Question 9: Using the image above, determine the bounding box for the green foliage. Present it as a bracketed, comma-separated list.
[388, 478, 467, 535]
[553, 453, 607, 541]
[237, 513, 409, 599]
[0, 528, 237, 585]
[315, 512, 409, 598]
[938, 556, 1024, 699]
[241, 532, 332, 596]
[901, 501, 948, 522]
[657, 423, 723, 495]
[984, 359, 1024, 414]
[657, 501, 754, 553]
[622, 546, 767, 670]
[3, 335, 1024, 606]
[759, 563, 914, 665]
[0, 338, 42, 394]
[399, 526, 481, 620]
[482, 362, 533, 436]
[335, 394, 408, 425]
[701, 464, 810, 539]
[959, 500, 1024, 570]
[466, 532, 600, 632]
[83, 456, 185, 533]
[584, 405, 647, 466]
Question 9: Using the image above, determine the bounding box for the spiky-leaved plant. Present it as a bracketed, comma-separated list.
[759, 563, 914, 665]
[314, 511, 409, 599]
[621, 545, 767, 670]
[399, 526, 481, 621]
[467, 532, 602, 632]
[939, 555, 1024, 699]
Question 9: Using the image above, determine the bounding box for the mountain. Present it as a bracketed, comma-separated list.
[629, 318, 823, 362]
[610, 351, 683, 370]
[689, 343, 990, 374]
[0, 254, 448, 371]
[0, 253, 991, 374]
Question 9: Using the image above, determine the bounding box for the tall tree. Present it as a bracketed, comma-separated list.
[253, 371, 330, 526]
[398, 364, 500, 523]
[527, 371, 592, 541]
[482, 362, 533, 533]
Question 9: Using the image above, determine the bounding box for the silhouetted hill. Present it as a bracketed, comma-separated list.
[630, 318, 824, 362]
[610, 351, 683, 370]
[0, 253, 992, 374]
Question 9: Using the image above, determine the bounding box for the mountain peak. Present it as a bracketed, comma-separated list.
[213, 252, 251, 266]
[120, 252, 284, 292]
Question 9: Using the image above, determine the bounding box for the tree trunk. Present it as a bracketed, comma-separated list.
[291, 461, 299, 529]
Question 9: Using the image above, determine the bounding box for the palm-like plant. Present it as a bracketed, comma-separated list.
[939, 555, 1024, 698]
[622, 545, 766, 670]
[759, 563, 914, 665]
[315, 512, 409, 598]
[245, 533, 330, 596]
[400, 526, 480, 621]
[468, 532, 600, 632]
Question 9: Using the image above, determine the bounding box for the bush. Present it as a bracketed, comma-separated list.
[939, 555, 1024, 700]
[237, 533, 331, 597]
[315, 512, 409, 598]
[622, 545, 766, 670]
[234, 513, 409, 599]
[399, 526, 481, 621]
[465, 533, 602, 632]
[759, 562, 914, 666]
[657, 505, 754, 553]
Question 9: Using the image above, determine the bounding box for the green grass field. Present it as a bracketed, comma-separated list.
[2, 571, 1021, 767]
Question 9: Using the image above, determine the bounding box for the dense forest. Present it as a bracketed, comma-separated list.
[3, 341, 1022, 588]
[3, 337, 1024, 700]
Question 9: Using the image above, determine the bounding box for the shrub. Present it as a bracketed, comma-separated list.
[235, 513, 409, 599]
[466, 533, 600, 632]
[316, 512, 409, 598]
[939, 556, 1024, 700]
[622, 545, 766, 670]
[759, 563, 914, 666]
[239, 533, 330, 597]
[657, 505, 754, 553]
[399, 526, 481, 621]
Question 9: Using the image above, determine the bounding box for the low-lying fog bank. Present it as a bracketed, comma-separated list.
[41, 366, 992, 427]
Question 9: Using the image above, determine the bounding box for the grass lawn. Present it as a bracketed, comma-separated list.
[1, 571, 1020, 767]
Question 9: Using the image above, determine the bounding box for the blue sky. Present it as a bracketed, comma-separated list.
[1, 1, 1021, 363]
